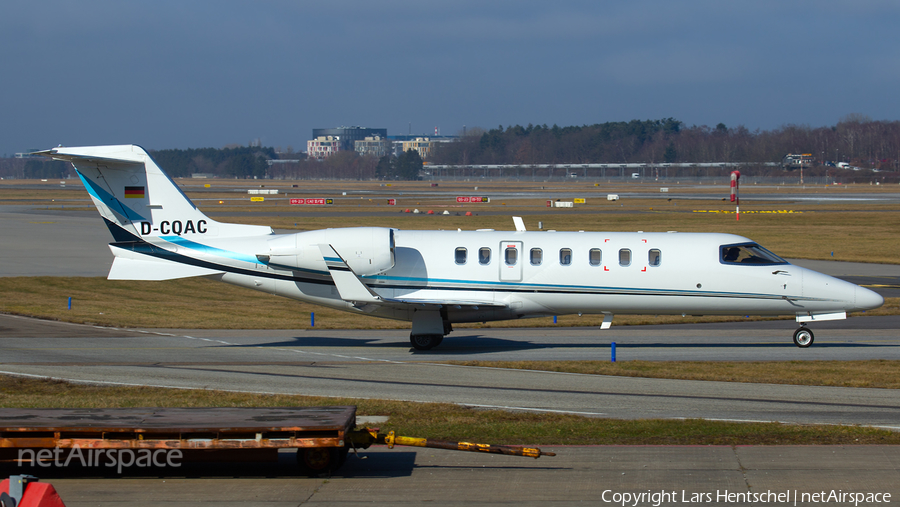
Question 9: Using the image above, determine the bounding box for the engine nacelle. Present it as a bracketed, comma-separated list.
[258, 227, 395, 276]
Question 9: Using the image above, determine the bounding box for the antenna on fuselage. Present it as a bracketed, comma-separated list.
[513, 216, 526, 232]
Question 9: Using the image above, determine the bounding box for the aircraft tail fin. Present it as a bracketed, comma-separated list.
[37, 145, 272, 241]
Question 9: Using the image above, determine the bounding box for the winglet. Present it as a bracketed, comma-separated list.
[318, 244, 382, 303]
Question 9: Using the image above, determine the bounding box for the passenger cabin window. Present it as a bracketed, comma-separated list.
[720, 243, 787, 265]
[479, 247, 492, 265]
[505, 246, 518, 265]
[455, 247, 467, 265]
[589, 248, 602, 266]
[648, 249, 661, 267]
[559, 248, 572, 266]
[530, 248, 542, 266]
[619, 248, 631, 266]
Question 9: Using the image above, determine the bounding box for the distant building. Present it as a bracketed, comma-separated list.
[781, 153, 814, 170]
[401, 138, 435, 160]
[312, 127, 388, 153]
[355, 136, 389, 158]
[307, 136, 340, 160]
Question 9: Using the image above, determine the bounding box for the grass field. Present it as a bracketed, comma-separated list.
[446, 360, 900, 389]
[2, 374, 898, 446]
[1, 276, 895, 329]
[4, 179, 899, 264]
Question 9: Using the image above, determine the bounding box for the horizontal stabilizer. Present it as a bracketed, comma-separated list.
[107, 257, 223, 281]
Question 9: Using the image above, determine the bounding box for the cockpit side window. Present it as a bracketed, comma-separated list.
[720, 243, 788, 265]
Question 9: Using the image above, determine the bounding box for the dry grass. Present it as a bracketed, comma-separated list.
[446, 360, 900, 389]
[4, 179, 900, 263]
[1, 277, 894, 330]
[2, 374, 897, 446]
[0, 277, 392, 330]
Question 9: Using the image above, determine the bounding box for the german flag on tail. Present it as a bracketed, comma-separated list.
[124, 186, 145, 199]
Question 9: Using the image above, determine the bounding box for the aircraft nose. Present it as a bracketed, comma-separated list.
[855, 285, 884, 311]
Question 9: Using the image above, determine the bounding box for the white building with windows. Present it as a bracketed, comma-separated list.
[307, 136, 339, 160]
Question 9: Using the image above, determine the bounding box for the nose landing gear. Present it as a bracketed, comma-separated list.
[792, 326, 814, 348]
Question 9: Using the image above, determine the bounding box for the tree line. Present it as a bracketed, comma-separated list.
[0, 146, 277, 180]
[432, 115, 900, 172]
[2, 116, 897, 179]
[266, 149, 423, 181]
[150, 146, 277, 178]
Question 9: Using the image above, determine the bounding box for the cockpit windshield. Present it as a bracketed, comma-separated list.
[720, 243, 788, 265]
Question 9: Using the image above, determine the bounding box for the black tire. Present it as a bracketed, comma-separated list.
[410, 334, 443, 350]
[297, 447, 347, 476]
[793, 327, 814, 348]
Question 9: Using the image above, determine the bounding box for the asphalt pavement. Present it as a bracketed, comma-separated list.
[2, 314, 899, 427]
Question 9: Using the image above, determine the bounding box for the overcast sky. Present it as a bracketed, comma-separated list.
[2, 1, 898, 155]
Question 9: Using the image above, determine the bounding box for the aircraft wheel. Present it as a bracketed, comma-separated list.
[410, 334, 443, 350]
[793, 327, 814, 348]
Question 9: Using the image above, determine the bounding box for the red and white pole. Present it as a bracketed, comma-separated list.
[730, 170, 741, 221]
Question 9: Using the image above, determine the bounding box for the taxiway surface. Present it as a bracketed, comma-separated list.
[2, 314, 899, 428]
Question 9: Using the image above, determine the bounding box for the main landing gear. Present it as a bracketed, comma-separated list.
[409, 320, 452, 351]
[792, 326, 814, 348]
[410, 334, 443, 350]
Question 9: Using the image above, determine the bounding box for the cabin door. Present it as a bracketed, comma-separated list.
[499, 241, 523, 282]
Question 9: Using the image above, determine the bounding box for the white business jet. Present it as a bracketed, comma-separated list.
[38, 145, 883, 350]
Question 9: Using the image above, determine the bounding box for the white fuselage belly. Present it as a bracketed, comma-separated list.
[206, 230, 863, 323]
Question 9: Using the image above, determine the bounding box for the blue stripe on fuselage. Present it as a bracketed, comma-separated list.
[159, 236, 261, 264]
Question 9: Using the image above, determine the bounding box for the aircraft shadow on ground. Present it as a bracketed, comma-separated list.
[230, 335, 566, 353]
[223, 334, 890, 355]
[229, 336, 395, 348]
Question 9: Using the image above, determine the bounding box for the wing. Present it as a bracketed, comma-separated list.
[318, 244, 505, 312]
